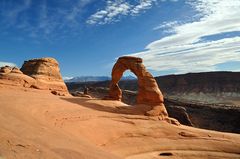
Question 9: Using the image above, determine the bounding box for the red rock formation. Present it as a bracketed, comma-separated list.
[0, 57, 68, 95]
[20, 57, 68, 93]
[11, 67, 23, 74]
[106, 56, 168, 117]
[0, 66, 12, 74]
[0, 66, 36, 88]
[21, 58, 62, 81]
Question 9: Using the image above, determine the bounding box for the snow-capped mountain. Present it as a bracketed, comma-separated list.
[64, 75, 136, 83]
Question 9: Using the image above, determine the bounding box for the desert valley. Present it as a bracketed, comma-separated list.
[0, 57, 240, 159]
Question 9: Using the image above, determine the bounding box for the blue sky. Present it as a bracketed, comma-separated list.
[0, 0, 240, 78]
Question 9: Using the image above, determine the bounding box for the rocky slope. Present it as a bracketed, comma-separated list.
[0, 85, 240, 159]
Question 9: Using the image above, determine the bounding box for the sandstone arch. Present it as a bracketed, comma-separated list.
[107, 56, 168, 117]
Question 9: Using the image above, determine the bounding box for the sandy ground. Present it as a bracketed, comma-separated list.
[0, 85, 240, 159]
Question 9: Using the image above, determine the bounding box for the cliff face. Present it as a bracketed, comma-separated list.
[156, 72, 240, 104]
[157, 71, 240, 93]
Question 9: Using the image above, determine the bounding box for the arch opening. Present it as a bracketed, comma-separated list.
[119, 70, 138, 105]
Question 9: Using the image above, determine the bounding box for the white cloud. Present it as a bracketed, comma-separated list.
[63, 76, 73, 81]
[87, 0, 132, 25]
[128, 0, 240, 74]
[0, 62, 17, 67]
[153, 21, 179, 31]
[131, 0, 157, 15]
[87, 0, 169, 25]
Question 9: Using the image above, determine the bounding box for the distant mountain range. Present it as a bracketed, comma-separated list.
[64, 75, 136, 83]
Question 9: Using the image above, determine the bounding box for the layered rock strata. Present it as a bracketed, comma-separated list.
[20, 57, 68, 92]
[0, 57, 68, 95]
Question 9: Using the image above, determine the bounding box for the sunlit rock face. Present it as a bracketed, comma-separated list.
[0, 65, 36, 88]
[20, 57, 68, 93]
[21, 58, 62, 81]
[0, 57, 68, 95]
[106, 56, 168, 117]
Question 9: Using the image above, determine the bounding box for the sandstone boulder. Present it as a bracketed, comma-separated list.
[106, 56, 168, 117]
[20, 57, 68, 93]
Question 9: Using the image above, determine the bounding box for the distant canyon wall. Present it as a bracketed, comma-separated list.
[67, 71, 240, 104]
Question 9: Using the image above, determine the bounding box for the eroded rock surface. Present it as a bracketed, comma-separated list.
[20, 57, 68, 93]
[0, 57, 68, 95]
[0, 66, 36, 88]
[0, 66, 12, 74]
[106, 56, 168, 117]
[21, 58, 62, 81]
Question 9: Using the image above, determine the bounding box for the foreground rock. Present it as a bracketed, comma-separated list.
[105, 56, 168, 118]
[0, 86, 240, 159]
[0, 57, 68, 95]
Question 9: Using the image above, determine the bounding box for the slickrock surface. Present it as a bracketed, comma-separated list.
[106, 56, 168, 117]
[0, 85, 240, 159]
[0, 57, 68, 95]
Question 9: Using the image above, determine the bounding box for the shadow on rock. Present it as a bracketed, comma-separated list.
[60, 97, 153, 116]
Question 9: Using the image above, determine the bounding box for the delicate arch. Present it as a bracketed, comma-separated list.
[107, 56, 164, 105]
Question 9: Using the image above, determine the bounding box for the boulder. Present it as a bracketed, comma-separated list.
[106, 56, 168, 117]
[166, 105, 193, 126]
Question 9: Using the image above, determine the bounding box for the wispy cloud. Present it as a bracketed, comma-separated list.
[66, 0, 94, 23]
[131, 0, 157, 15]
[86, 0, 132, 25]
[153, 21, 179, 31]
[3, 0, 32, 24]
[0, 62, 17, 67]
[0, 0, 178, 39]
[129, 0, 240, 74]
[0, 0, 94, 40]
[87, 0, 173, 25]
